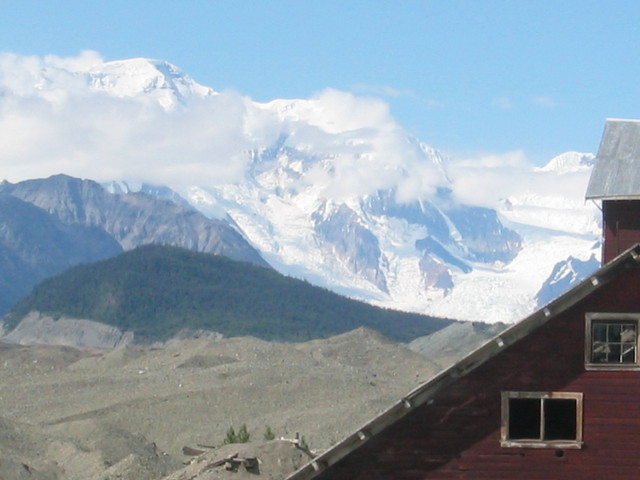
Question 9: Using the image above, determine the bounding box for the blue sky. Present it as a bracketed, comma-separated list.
[1, 0, 639, 165]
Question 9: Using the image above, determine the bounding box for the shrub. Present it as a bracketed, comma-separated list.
[264, 426, 275, 440]
[223, 424, 251, 445]
[236, 424, 250, 443]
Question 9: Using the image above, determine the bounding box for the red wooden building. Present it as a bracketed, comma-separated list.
[587, 119, 640, 263]
[285, 119, 640, 480]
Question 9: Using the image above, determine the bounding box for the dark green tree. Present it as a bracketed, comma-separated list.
[264, 425, 275, 441]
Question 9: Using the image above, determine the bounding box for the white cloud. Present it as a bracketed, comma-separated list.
[304, 88, 397, 134]
[452, 150, 529, 169]
[261, 88, 446, 201]
[43, 50, 104, 72]
[0, 93, 255, 187]
[447, 150, 592, 210]
[493, 96, 514, 109]
[293, 121, 443, 201]
[0, 53, 270, 187]
[7, 53, 541, 216]
[447, 153, 527, 207]
[351, 83, 442, 110]
[532, 96, 557, 108]
[2, 52, 579, 214]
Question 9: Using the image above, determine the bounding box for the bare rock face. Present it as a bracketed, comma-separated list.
[0, 174, 268, 267]
[0, 193, 122, 315]
[1, 313, 229, 349]
[1, 312, 134, 348]
[313, 203, 388, 292]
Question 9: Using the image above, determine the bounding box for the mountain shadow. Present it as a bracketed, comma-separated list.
[0, 193, 122, 315]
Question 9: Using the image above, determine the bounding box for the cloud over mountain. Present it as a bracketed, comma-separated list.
[0, 51, 574, 211]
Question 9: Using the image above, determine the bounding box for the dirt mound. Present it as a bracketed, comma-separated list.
[0, 329, 450, 479]
[408, 321, 505, 369]
[0, 416, 63, 479]
[165, 440, 314, 480]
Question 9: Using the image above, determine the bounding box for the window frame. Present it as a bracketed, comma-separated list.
[585, 313, 640, 371]
[500, 391, 583, 449]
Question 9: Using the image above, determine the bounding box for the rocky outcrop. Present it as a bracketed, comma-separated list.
[1, 312, 231, 349]
[1, 312, 134, 348]
[313, 203, 388, 292]
[535, 254, 600, 308]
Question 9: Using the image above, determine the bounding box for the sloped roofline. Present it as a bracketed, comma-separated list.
[285, 243, 640, 480]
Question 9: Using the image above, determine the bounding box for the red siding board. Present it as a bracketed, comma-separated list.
[602, 200, 640, 263]
[313, 265, 640, 480]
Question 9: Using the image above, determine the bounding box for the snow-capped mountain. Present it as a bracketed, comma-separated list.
[0, 54, 603, 323]
[180, 146, 600, 324]
[86, 57, 217, 108]
[24, 54, 215, 109]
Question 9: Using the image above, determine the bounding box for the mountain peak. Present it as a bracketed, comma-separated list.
[537, 151, 596, 174]
[95, 57, 187, 82]
[86, 57, 216, 108]
[2, 54, 217, 110]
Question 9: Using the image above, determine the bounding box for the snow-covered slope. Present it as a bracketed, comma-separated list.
[86, 57, 216, 108]
[0, 54, 602, 324]
[180, 146, 600, 324]
[443, 151, 600, 322]
[27, 54, 216, 109]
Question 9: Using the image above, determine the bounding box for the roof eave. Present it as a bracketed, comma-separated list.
[585, 194, 640, 201]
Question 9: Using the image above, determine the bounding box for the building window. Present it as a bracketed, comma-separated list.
[586, 313, 640, 370]
[501, 392, 583, 448]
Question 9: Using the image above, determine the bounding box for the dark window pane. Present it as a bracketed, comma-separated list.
[544, 399, 577, 440]
[609, 343, 621, 361]
[609, 324, 622, 342]
[622, 343, 636, 362]
[508, 398, 541, 440]
[592, 323, 607, 342]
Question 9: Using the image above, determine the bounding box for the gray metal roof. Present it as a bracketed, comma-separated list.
[586, 119, 640, 200]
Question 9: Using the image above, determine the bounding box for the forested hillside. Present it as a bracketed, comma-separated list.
[4, 245, 453, 343]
